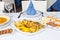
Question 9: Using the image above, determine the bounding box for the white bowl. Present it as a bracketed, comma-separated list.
[0, 15, 10, 26]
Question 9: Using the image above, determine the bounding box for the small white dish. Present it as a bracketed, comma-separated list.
[0, 15, 11, 28]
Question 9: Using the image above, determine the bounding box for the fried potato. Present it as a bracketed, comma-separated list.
[14, 19, 44, 33]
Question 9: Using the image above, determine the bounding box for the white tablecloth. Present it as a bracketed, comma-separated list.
[0, 1, 60, 40]
[0, 12, 60, 40]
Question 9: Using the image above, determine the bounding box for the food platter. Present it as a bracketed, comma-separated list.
[40, 16, 60, 31]
[12, 17, 46, 35]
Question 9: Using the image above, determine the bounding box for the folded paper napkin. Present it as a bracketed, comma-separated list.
[26, 1, 36, 15]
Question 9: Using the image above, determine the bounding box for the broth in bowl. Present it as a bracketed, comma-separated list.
[0, 15, 10, 26]
[0, 17, 7, 24]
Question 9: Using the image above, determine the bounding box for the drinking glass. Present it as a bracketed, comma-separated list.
[4, 3, 13, 13]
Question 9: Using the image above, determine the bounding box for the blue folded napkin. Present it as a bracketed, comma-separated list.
[47, 7, 51, 12]
[52, 0, 60, 11]
[26, 1, 36, 15]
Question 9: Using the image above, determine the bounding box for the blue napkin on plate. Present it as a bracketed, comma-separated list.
[26, 1, 36, 15]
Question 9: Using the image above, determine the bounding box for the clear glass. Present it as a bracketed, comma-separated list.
[4, 3, 13, 13]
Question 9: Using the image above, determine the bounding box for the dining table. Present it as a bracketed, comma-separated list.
[0, 1, 60, 40]
[0, 12, 60, 40]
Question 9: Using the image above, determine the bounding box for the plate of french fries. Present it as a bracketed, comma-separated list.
[12, 18, 46, 35]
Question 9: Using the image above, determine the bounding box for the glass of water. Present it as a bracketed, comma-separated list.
[4, 3, 13, 13]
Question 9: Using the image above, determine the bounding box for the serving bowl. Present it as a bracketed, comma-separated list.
[0, 14, 11, 28]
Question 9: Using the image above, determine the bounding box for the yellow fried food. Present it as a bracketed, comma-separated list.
[14, 19, 44, 33]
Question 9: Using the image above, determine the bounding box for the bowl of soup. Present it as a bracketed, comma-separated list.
[0, 15, 10, 26]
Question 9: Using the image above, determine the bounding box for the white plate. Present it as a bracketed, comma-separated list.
[47, 25, 60, 31]
[12, 18, 46, 36]
[0, 15, 10, 25]
[22, 10, 43, 18]
[41, 15, 60, 31]
[0, 15, 11, 28]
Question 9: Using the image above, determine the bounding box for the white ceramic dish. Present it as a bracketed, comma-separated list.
[42, 14, 60, 31]
[12, 18, 46, 36]
[47, 25, 60, 31]
[22, 10, 43, 18]
[0, 15, 10, 26]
